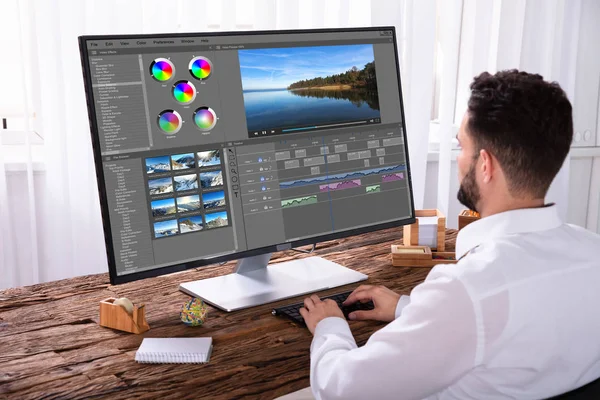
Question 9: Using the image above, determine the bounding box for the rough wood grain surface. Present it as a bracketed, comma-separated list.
[0, 228, 457, 400]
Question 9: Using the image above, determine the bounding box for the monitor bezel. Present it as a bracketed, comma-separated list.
[78, 26, 416, 285]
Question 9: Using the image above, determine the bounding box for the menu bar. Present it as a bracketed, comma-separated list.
[88, 37, 209, 49]
[86, 30, 387, 49]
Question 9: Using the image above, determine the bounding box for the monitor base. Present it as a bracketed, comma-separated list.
[179, 254, 368, 312]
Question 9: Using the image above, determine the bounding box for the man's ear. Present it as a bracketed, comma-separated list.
[479, 149, 494, 183]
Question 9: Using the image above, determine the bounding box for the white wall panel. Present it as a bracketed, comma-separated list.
[568, 158, 593, 227]
[587, 157, 600, 233]
[573, 0, 600, 147]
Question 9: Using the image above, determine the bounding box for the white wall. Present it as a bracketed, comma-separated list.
[585, 156, 600, 232]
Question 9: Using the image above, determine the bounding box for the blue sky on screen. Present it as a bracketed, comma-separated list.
[205, 211, 228, 223]
[202, 190, 225, 202]
[239, 44, 374, 91]
[151, 198, 174, 209]
[154, 219, 177, 231]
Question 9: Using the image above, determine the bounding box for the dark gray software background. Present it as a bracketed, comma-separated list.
[87, 31, 411, 276]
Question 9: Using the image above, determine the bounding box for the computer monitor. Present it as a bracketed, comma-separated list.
[79, 27, 415, 311]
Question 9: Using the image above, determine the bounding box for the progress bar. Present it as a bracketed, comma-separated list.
[282, 120, 368, 133]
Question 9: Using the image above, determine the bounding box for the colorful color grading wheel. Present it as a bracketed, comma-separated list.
[157, 110, 182, 135]
[150, 58, 175, 82]
[172, 80, 196, 104]
[193, 107, 217, 131]
[189, 56, 213, 80]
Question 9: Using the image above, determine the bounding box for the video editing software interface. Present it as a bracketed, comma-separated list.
[84, 29, 413, 277]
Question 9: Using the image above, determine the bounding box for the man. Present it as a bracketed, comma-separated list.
[299, 70, 600, 399]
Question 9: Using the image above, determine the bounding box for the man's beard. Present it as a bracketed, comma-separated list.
[457, 163, 480, 213]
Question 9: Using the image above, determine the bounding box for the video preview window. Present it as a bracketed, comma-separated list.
[239, 44, 381, 137]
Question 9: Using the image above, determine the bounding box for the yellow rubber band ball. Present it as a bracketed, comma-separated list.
[180, 298, 208, 327]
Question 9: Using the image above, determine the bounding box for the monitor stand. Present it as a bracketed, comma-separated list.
[179, 253, 368, 312]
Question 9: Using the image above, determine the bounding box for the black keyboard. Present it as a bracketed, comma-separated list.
[272, 290, 375, 326]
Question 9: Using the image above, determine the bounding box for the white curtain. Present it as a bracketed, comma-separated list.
[0, 0, 579, 290]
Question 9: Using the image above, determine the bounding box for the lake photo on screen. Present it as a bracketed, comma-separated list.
[239, 44, 381, 133]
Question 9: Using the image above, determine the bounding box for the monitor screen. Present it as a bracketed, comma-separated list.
[79, 27, 415, 284]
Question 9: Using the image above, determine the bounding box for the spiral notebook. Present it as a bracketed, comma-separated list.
[135, 337, 213, 364]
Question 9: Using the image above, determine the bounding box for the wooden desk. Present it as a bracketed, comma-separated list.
[0, 228, 457, 399]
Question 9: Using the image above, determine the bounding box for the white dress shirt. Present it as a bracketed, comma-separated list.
[309, 205, 600, 399]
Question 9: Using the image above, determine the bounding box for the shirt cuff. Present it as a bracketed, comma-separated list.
[395, 295, 411, 319]
[314, 316, 353, 339]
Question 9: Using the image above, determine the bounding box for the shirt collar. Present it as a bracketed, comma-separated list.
[455, 204, 563, 260]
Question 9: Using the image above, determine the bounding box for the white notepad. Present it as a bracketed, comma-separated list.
[135, 337, 213, 364]
[417, 216, 439, 248]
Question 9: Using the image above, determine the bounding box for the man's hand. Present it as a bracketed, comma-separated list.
[343, 285, 401, 322]
[299, 294, 345, 334]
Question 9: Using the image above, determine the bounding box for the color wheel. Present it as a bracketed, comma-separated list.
[193, 107, 217, 131]
[157, 110, 182, 135]
[150, 58, 175, 82]
[189, 56, 213, 80]
[172, 80, 196, 104]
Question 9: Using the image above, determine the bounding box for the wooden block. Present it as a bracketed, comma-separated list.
[391, 254, 457, 267]
[99, 298, 150, 334]
[436, 213, 446, 252]
[390, 245, 432, 260]
[390, 258, 455, 267]
[403, 209, 446, 251]
[403, 221, 419, 246]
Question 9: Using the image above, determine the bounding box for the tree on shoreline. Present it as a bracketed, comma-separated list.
[287, 61, 377, 90]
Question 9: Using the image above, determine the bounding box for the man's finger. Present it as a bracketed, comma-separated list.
[343, 285, 373, 305]
[344, 289, 375, 306]
[310, 294, 321, 304]
[299, 307, 308, 319]
[348, 309, 378, 321]
[304, 297, 315, 310]
[354, 284, 374, 294]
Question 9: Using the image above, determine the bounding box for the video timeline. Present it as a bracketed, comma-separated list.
[279, 165, 405, 189]
[277, 165, 406, 211]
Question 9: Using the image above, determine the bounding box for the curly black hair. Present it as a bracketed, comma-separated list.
[467, 70, 573, 198]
